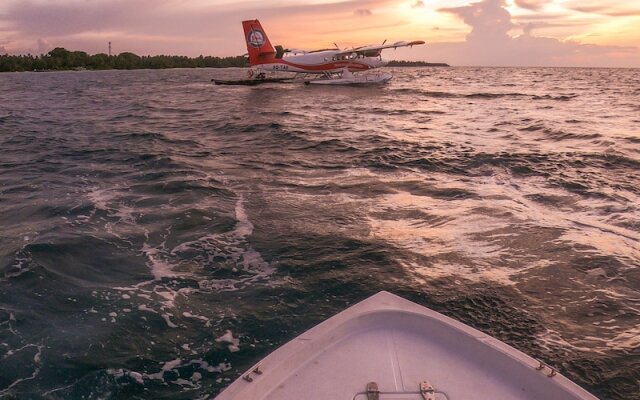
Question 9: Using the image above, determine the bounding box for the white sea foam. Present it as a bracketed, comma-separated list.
[182, 312, 210, 322]
[128, 371, 144, 385]
[145, 358, 184, 381]
[142, 243, 176, 280]
[0, 345, 43, 397]
[107, 368, 145, 385]
[233, 195, 253, 237]
[161, 314, 178, 328]
[216, 330, 240, 352]
[173, 378, 197, 387]
[138, 304, 157, 313]
[168, 194, 275, 292]
[184, 359, 231, 373]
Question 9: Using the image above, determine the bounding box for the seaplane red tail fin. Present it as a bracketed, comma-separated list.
[242, 19, 276, 66]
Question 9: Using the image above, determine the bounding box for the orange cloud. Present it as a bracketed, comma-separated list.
[398, 0, 640, 67]
[0, 0, 638, 66]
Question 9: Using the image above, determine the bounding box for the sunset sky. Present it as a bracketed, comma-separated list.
[1, 0, 639, 67]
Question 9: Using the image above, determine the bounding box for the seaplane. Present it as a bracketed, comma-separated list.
[212, 19, 425, 86]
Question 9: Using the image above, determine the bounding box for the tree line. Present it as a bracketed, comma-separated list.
[0, 47, 249, 72]
[386, 60, 449, 67]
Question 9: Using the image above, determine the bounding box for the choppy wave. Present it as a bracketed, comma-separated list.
[0, 67, 638, 399]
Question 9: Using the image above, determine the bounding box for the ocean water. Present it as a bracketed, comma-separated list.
[0, 67, 638, 399]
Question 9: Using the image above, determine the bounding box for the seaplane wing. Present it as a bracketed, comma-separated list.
[335, 40, 426, 56]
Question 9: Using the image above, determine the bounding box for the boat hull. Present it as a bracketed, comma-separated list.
[305, 73, 392, 86]
[212, 78, 294, 85]
[215, 291, 598, 400]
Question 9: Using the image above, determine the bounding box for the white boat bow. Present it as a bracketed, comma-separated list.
[215, 291, 598, 400]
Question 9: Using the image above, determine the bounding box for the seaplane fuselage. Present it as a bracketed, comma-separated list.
[254, 50, 386, 73]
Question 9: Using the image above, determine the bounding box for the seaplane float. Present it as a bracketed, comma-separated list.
[212, 20, 425, 86]
[214, 291, 599, 400]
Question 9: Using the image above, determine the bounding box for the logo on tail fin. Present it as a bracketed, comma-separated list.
[247, 29, 266, 48]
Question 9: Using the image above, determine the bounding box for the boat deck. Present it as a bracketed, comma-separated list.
[216, 292, 598, 400]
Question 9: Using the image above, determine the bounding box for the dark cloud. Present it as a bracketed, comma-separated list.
[0, 0, 392, 55]
[516, 21, 586, 33]
[1, 0, 390, 37]
[569, 3, 640, 17]
[513, 13, 573, 21]
[513, 14, 591, 33]
[1, 0, 188, 38]
[412, 1, 425, 8]
[514, 0, 548, 11]
[515, 20, 581, 36]
[571, 5, 607, 14]
[354, 9, 372, 16]
[602, 9, 640, 17]
[521, 22, 536, 36]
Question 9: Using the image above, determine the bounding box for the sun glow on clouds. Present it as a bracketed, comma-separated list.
[0, 0, 638, 66]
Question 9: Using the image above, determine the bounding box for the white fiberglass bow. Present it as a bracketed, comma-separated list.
[215, 291, 598, 400]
